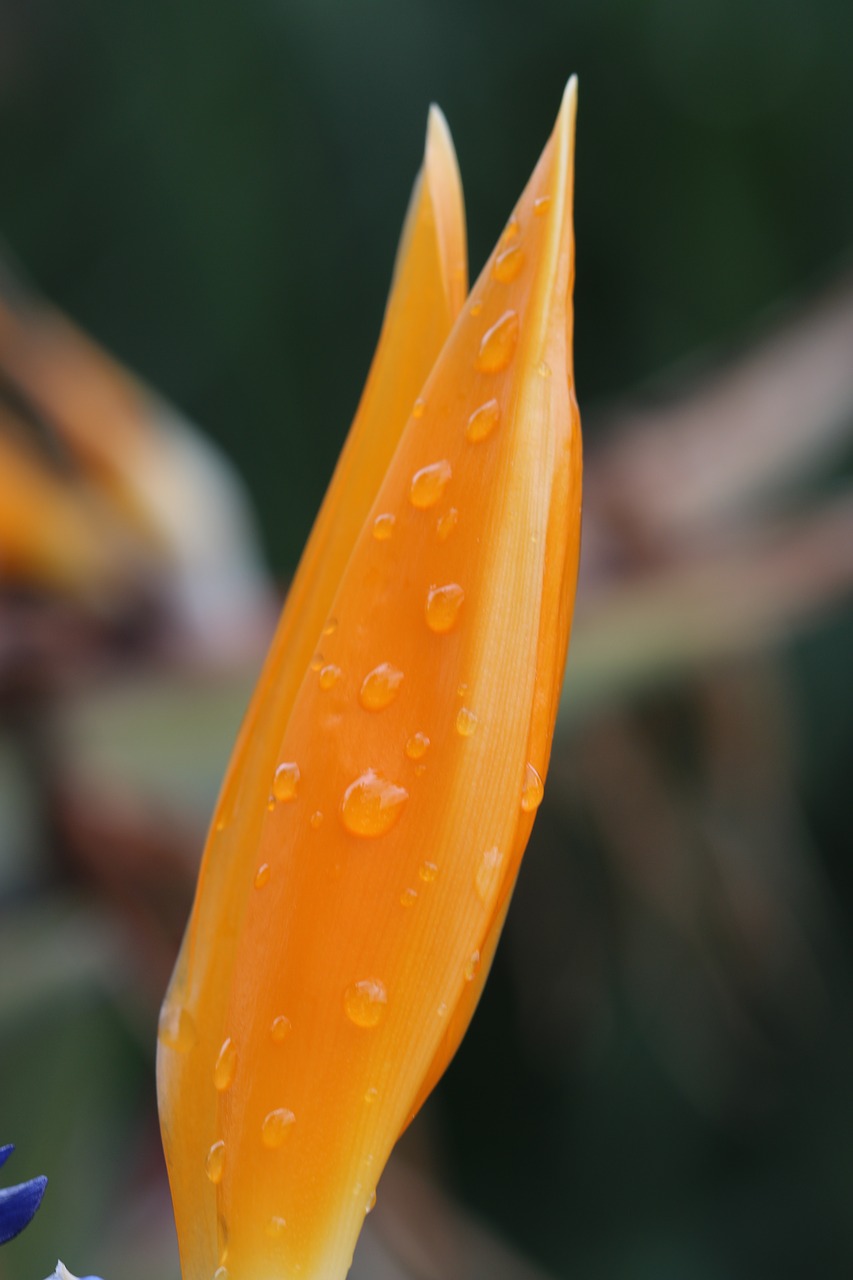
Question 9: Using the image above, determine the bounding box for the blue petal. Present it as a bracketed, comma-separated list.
[0, 1146, 13, 1171]
[0, 1174, 48, 1244]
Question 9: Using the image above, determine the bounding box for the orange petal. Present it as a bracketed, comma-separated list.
[158, 109, 468, 1280]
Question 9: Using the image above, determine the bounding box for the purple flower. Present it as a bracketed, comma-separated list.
[0, 1143, 47, 1245]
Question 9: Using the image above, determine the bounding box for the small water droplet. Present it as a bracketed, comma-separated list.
[214, 817, 226, 833]
[214, 1038, 237, 1091]
[476, 310, 519, 373]
[521, 763, 544, 812]
[538, 360, 552, 378]
[425, 582, 464, 633]
[319, 663, 341, 691]
[412, 397, 426, 419]
[266, 1216, 287, 1239]
[418, 860, 438, 883]
[501, 216, 520, 244]
[267, 796, 276, 811]
[470, 299, 484, 316]
[400, 887, 418, 908]
[310, 810, 324, 830]
[414, 763, 427, 777]
[309, 652, 324, 672]
[322, 617, 338, 636]
[262, 1108, 296, 1149]
[254, 863, 271, 890]
[534, 194, 552, 215]
[466, 398, 501, 443]
[437, 1001, 448, 1018]
[272, 762, 300, 803]
[341, 770, 408, 837]
[492, 244, 524, 283]
[365, 1190, 377, 1214]
[158, 1004, 197, 1053]
[409, 459, 452, 509]
[214, 1267, 228, 1280]
[206, 1140, 226, 1184]
[436, 506, 458, 540]
[364, 1086, 379, 1104]
[372, 513, 396, 540]
[456, 706, 478, 737]
[270, 1015, 292, 1043]
[475, 846, 504, 903]
[465, 950, 481, 982]
[359, 662, 404, 711]
[344, 978, 388, 1028]
[457, 682, 469, 697]
[405, 732, 430, 760]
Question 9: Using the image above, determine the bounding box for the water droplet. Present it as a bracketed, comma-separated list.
[457, 682, 469, 698]
[158, 1004, 197, 1053]
[262, 1108, 296, 1148]
[455, 706, 478, 737]
[418, 860, 438, 883]
[322, 617, 338, 636]
[409, 459, 452, 509]
[501, 216, 520, 244]
[266, 1216, 287, 1239]
[214, 817, 226, 833]
[344, 978, 388, 1028]
[466, 398, 501, 443]
[400, 887, 418, 908]
[521, 763, 544, 812]
[465, 950, 481, 982]
[437, 1001, 448, 1018]
[319, 663, 341, 691]
[267, 796, 276, 811]
[492, 244, 524, 283]
[405, 732, 430, 760]
[359, 662, 404, 711]
[270, 1015, 292, 1043]
[476, 310, 519, 373]
[340, 770, 408, 837]
[272, 762, 300, 803]
[214, 1267, 228, 1280]
[254, 863, 271, 890]
[538, 360, 552, 378]
[206, 1140, 226, 1184]
[309, 652, 324, 672]
[470, 299, 484, 316]
[364, 1086, 379, 1104]
[414, 763, 427, 777]
[365, 1190, 377, 1214]
[372, 513, 396, 540]
[310, 810, 324, 830]
[534, 194, 552, 215]
[425, 582, 464, 633]
[436, 506, 458, 540]
[475, 846, 503, 903]
[412, 397, 426, 419]
[214, 1038, 237, 1091]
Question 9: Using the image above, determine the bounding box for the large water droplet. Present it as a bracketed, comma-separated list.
[359, 662, 404, 711]
[492, 244, 524, 283]
[272, 762, 300, 803]
[521, 763, 544, 812]
[270, 1015, 292, 1043]
[476, 310, 519, 373]
[405, 732, 430, 760]
[466, 398, 501, 443]
[214, 1038, 237, 1092]
[206, 1140, 226, 1184]
[475, 846, 504, 903]
[455, 706, 478, 737]
[425, 583, 464, 633]
[372, 513, 396, 540]
[340, 770, 408, 837]
[158, 1003, 197, 1053]
[409, 459, 452, 509]
[344, 978, 388, 1028]
[262, 1108, 296, 1149]
[254, 863, 271, 890]
[319, 663, 341, 691]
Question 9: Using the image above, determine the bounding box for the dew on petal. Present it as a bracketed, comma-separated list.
[266, 1216, 287, 1239]
[466, 398, 501, 444]
[405, 732, 430, 760]
[425, 583, 464, 633]
[340, 770, 409, 837]
[359, 662, 404, 711]
[455, 706, 478, 737]
[365, 1190, 377, 1215]
[409, 459, 452, 509]
[501, 216, 520, 244]
[272, 762, 300, 803]
[254, 863, 271, 890]
[521, 763, 545, 812]
[319, 663, 342, 691]
[261, 1108, 296, 1149]
[270, 1015, 292, 1043]
[372, 513, 396, 540]
[534, 194, 552, 215]
[158, 1003, 197, 1053]
[476, 310, 519, 373]
[322, 617, 338, 636]
[310, 810, 324, 830]
[436, 507, 459, 540]
[475, 846, 504, 904]
[344, 978, 388, 1028]
[309, 653, 324, 672]
[492, 244, 524, 283]
[470, 300, 484, 316]
[465, 950, 481, 983]
[400, 887, 418, 908]
[418, 860, 438, 883]
[214, 1037, 237, 1092]
[206, 1140, 226, 1184]
[412, 397, 426, 419]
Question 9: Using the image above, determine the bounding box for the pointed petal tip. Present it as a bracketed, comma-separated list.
[425, 102, 452, 151]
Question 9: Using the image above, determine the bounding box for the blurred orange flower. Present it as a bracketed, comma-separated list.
[158, 79, 581, 1280]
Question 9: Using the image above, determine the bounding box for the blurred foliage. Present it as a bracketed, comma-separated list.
[2, 2, 853, 1280]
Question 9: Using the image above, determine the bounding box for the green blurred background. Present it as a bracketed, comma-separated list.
[2, 1, 853, 1278]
